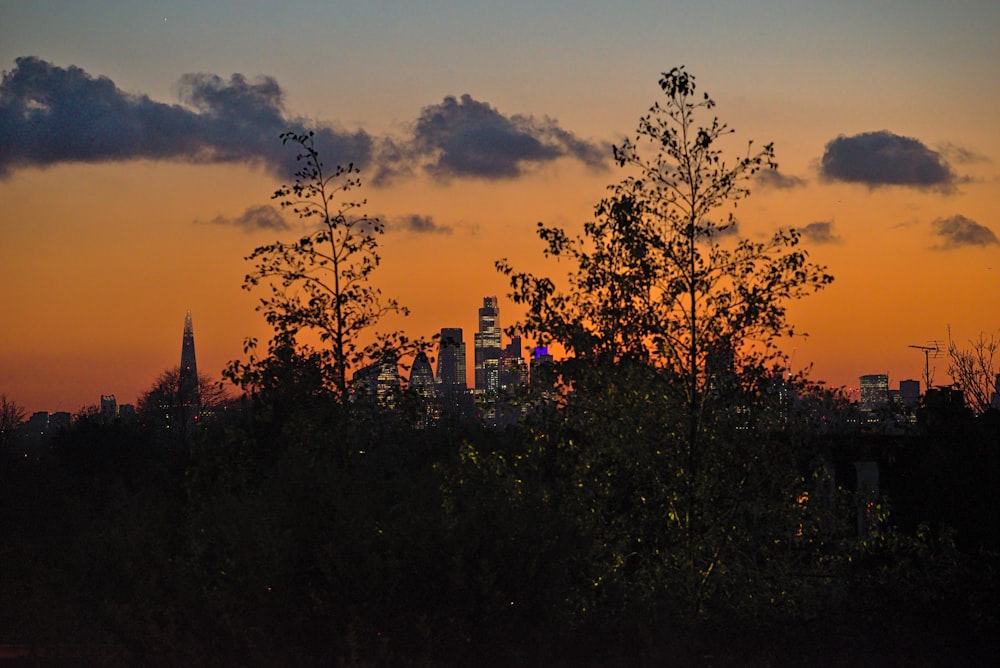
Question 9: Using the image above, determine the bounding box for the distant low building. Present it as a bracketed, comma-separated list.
[23, 411, 50, 441]
[899, 379, 921, 406]
[48, 411, 71, 432]
[924, 385, 965, 411]
[352, 354, 401, 407]
[529, 346, 555, 390]
[100, 395, 118, 422]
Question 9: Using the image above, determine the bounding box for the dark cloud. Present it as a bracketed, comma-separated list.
[393, 214, 452, 235]
[820, 130, 957, 191]
[1, 57, 609, 187]
[799, 221, 840, 244]
[930, 215, 998, 250]
[0, 56, 372, 178]
[754, 169, 806, 190]
[200, 204, 290, 232]
[380, 94, 610, 182]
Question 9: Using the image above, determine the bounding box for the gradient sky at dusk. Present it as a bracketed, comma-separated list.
[3, 1, 999, 413]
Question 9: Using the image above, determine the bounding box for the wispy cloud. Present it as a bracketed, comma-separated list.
[201, 206, 457, 237]
[754, 169, 806, 190]
[199, 204, 290, 232]
[937, 142, 990, 166]
[798, 221, 841, 244]
[820, 130, 957, 192]
[391, 214, 453, 235]
[930, 215, 998, 250]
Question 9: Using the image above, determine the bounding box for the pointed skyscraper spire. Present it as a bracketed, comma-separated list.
[179, 310, 200, 409]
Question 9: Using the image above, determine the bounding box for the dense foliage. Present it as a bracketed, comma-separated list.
[2, 389, 997, 665]
[495, 66, 838, 627]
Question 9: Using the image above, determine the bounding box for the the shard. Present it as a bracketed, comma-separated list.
[179, 310, 200, 411]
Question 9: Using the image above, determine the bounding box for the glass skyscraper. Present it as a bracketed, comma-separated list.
[474, 297, 502, 392]
[409, 351, 436, 398]
[859, 373, 889, 412]
[436, 327, 467, 394]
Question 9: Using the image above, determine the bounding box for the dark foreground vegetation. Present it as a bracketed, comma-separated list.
[2, 67, 997, 665]
[1, 390, 998, 666]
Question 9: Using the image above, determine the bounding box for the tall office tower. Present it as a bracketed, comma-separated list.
[179, 311, 200, 411]
[409, 351, 436, 398]
[500, 335, 527, 389]
[436, 328, 467, 393]
[859, 374, 889, 412]
[474, 296, 502, 392]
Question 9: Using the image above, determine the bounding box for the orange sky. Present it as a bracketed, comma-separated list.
[3, 2, 999, 413]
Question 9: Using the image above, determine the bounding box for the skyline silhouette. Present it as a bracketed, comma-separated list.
[9, 300, 979, 417]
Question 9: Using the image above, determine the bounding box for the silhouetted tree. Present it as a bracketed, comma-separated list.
[500, 66, 832, 412]
[238, 131, 409, 399]
[947, 329, 999, 414]
[137, 366, 231, 437]
[0, 394, 27, 454]
[496, 67, 835, 621]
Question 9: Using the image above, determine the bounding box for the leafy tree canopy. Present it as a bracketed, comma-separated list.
[236, 131, 412, 399]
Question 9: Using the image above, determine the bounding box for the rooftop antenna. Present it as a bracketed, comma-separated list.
[908, 341, 942, 389]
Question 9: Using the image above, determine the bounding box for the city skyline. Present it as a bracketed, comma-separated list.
[15, 300, 957, 417]
[3, 2, 999, 413]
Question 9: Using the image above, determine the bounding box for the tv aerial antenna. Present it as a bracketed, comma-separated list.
[908, 341, 942, 389]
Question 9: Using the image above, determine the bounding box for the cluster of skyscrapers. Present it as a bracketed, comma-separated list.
[28, 303, 998, 439]
[353, 297, 552, 413]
